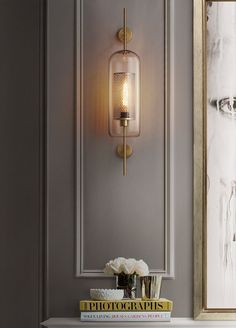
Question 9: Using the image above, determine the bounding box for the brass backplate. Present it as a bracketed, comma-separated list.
[117, 27, 133, 43]
[116, 144, 133, 158]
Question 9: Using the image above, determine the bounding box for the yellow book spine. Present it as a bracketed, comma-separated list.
[80, 300, 173, 312]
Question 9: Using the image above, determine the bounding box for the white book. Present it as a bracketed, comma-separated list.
[80, 311, 171, 322]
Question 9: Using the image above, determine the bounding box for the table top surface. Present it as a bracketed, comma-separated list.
[41, 317, 236, 327]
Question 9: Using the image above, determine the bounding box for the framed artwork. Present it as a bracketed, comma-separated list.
[194, 0, 236, 319]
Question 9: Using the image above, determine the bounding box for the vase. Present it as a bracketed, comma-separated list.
[140, 274, 162, 299]
[115, 273, 137, 299]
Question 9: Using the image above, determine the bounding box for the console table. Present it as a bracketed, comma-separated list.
[41, 318, 236, 328]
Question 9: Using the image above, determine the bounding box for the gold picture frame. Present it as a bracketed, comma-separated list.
[194, 0, 236, 320]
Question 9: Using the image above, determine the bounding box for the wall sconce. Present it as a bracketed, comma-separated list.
[109, 8, 141, 176]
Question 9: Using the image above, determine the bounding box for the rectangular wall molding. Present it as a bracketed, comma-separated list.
[76, 0, 175, 278]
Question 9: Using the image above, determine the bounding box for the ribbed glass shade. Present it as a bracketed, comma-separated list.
[109, 50, 140, 137]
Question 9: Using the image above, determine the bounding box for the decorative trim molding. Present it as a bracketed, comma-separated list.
[41, 318, 236, 328]
[40, 0, 48, 322]
[164, 0, 175, 280]
[193, 0, 205, 319]
[76, 0, 175, 278]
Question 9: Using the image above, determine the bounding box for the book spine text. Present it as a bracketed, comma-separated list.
[80, 311, 171, 322]
[80, 301, 172, 311]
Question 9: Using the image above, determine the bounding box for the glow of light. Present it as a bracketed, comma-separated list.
[122, 79, 129, 111]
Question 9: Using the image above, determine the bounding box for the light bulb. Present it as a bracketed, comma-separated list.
[122, 79, 129, 111]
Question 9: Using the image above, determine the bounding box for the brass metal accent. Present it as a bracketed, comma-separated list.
[120, 118, 129, 127]
[194, 0, 236, 320]
[193, 0, 205, 320]
[117, 8, 132, 46]
[117, 27, 133, 44]
[123, 125, 127, 175]
[116, 144, 133, 159]
[116, 8, 133, 176]
[119, 117, 130, 175]
[124, 8, 127, 51]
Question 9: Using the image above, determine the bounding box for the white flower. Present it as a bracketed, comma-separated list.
[112, 257, 126, 273]
[120, 258, 137, 274]
[134, 259, 149, 276]
[104, 261, 115, 275]
[104, 257, 149, 276]
[104, 257, 126, 274]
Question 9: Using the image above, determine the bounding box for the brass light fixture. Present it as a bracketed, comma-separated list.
[109, 8, 141, 176]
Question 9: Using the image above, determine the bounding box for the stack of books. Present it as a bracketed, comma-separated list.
[80, 298, 173, 322]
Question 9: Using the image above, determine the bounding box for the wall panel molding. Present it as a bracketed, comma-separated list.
[76, 0, 175, 279]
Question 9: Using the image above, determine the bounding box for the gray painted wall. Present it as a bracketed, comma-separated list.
[0, 0, 45, 327]
[47, 0, 192, 318]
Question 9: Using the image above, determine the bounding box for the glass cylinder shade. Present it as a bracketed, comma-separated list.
[109, 50, 140, 137]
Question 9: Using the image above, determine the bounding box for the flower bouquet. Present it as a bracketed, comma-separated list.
[104, 257, 149, 299]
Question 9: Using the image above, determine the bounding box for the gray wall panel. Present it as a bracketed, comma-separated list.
[48, 0, 193, 317]
[47, 0, 77, 317]
[162, 0, 193, 317]
[79, 0, 166, 275]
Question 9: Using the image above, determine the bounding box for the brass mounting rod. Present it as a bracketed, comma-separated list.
[123, 125, 127, 176]
[123, 8, 127, 52]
